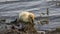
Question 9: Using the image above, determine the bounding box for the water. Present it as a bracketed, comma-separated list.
[0, 0, 60, 31]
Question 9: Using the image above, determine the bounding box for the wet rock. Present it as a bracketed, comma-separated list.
[0, 19, 6, 23]
[56, 28, 60, 32]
